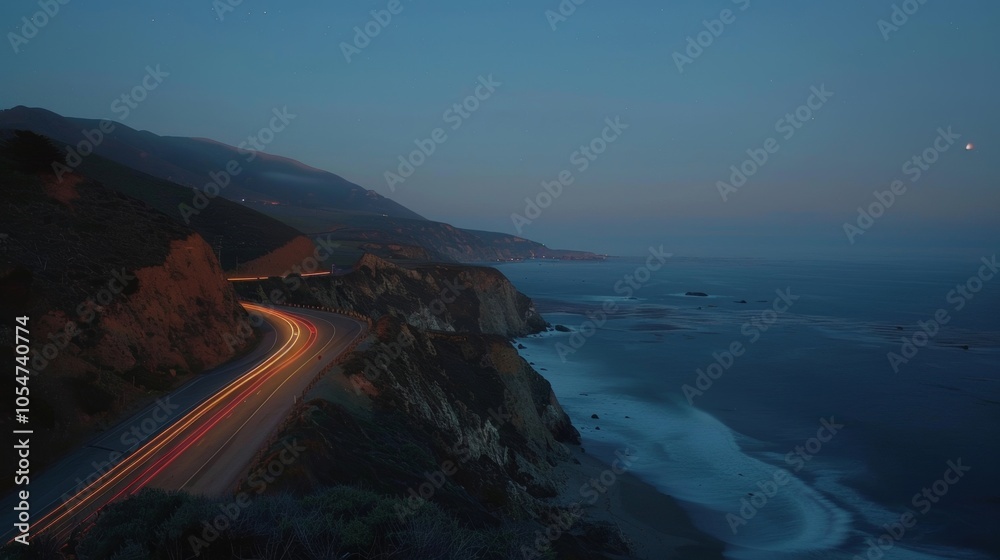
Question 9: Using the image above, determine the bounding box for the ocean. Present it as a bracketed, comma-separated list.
[504, 256, 1000, 560]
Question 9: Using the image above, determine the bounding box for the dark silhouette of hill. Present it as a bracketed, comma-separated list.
[0, 146, 256, 481]
[0, 106, 603, 263]
[0, 106, 423, 219]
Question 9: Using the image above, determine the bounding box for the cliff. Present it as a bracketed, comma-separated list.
[0, 153, 254, 476]
[233, 253, 548, 337]
[223, 258, 638, 557]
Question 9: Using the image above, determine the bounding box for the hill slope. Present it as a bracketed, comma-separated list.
[0, 149, 255, 478]
[0, 106, 603, 263]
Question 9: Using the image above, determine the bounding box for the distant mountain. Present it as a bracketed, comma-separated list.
[0, 106, 422, 219]
[0, 106, 603, 263]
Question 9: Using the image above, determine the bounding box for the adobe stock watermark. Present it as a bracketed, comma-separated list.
[30, 268, 136, 373]
[842, 126, 960, 244]
[60, 398, 180, 508]
[853, 459, 970, 560]
[384, 75, 501, 192]
[51, 65, 169, 182]
[726, 417, 844, 534]
[715, 85, 833, 202]
[887, 255, 996, 373]
[188, 439, 306, 556]
[178, 106, 296, 223]
[521, 448, 636, 560]
[8, 0, 72, 54]
[683, 287, 799, 404]
[877, 0, 929, 41]
[110, 64, 170, 121]
[351, 278, 468, 393]
[511, 116, 628, 234]
[392, 431, 477, 521]
[673, 0, 751, 73]
[393, 389, 572, 520]
[554, 245, 670, 362]
[340, 0, 405, 63]
[544, 0, 589, 31]
[212, 0, 246, 22]
[225, 236, 344, 352]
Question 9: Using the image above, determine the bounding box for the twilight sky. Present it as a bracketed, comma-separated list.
[3, 0, 998, 257]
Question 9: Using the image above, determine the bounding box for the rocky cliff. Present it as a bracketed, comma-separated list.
[233, 253, 548, 337]
[226, 257, 637, 557]
[0, 152, 254, 475]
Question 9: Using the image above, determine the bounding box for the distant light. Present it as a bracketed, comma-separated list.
[966, 143, 975, 151]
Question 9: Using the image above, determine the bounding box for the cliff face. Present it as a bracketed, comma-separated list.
[78, 234, 250, 374]
[243, 316, 598, 552]
[230, 255, 633, 555]
[0, 160, 254, 472]
[235, 253, 547, 337]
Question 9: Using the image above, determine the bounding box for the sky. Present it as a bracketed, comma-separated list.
[2, 0, 998, 258]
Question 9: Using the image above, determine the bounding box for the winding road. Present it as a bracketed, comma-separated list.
[1, 304, 366, 545]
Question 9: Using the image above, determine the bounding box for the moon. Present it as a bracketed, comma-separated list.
[966, 143, 975, 151]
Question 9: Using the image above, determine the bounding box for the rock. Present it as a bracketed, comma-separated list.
[554, 324, 571, 332]
[591, 414, 600, 419]
[517, 343, 526, 349]
[595, 426, 600, 430]
[961, 345, 969, 350]
[735, 300, 747, 304]
[685, 291, 709, 297]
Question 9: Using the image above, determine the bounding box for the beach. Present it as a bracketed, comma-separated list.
[552, 444, 725, 559]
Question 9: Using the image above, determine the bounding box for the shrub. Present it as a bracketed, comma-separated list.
[0, 130, 64, 174]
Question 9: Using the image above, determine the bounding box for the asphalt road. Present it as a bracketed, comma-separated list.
[1, 304, 366, 545]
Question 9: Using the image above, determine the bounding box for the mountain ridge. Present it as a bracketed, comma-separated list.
[0, 106, 604, 264]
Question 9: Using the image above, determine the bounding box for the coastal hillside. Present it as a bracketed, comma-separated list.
[0, 106, 604, 264]
[69, 144, 318, 275]
[232, 253, 548, 336]
[0, 134, 255, 480]
[72, 260, 645, 559]
[0, 106, 423, 220]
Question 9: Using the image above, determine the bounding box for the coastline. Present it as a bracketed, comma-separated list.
[515, 320, 726, 560]
[552, 443, 725, 559]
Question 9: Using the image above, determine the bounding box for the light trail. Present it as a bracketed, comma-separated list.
[16, 304, 340, 544]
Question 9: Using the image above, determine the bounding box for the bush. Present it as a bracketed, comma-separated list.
[71, 486, 533, 560]
[0, 130, 64, 174]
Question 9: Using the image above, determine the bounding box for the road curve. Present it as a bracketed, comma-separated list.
[1, 304, 366, 546]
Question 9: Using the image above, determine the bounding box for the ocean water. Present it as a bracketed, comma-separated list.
[503, 257, 1000, 560]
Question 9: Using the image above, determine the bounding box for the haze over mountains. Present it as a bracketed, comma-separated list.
[0, 106, 601, 265]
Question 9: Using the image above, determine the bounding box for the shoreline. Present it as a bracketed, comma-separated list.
[514, 328, 726, 558]
[552, 443, 725, 559]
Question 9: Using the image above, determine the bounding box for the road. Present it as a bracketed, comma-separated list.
[1, 304, 365, 545]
